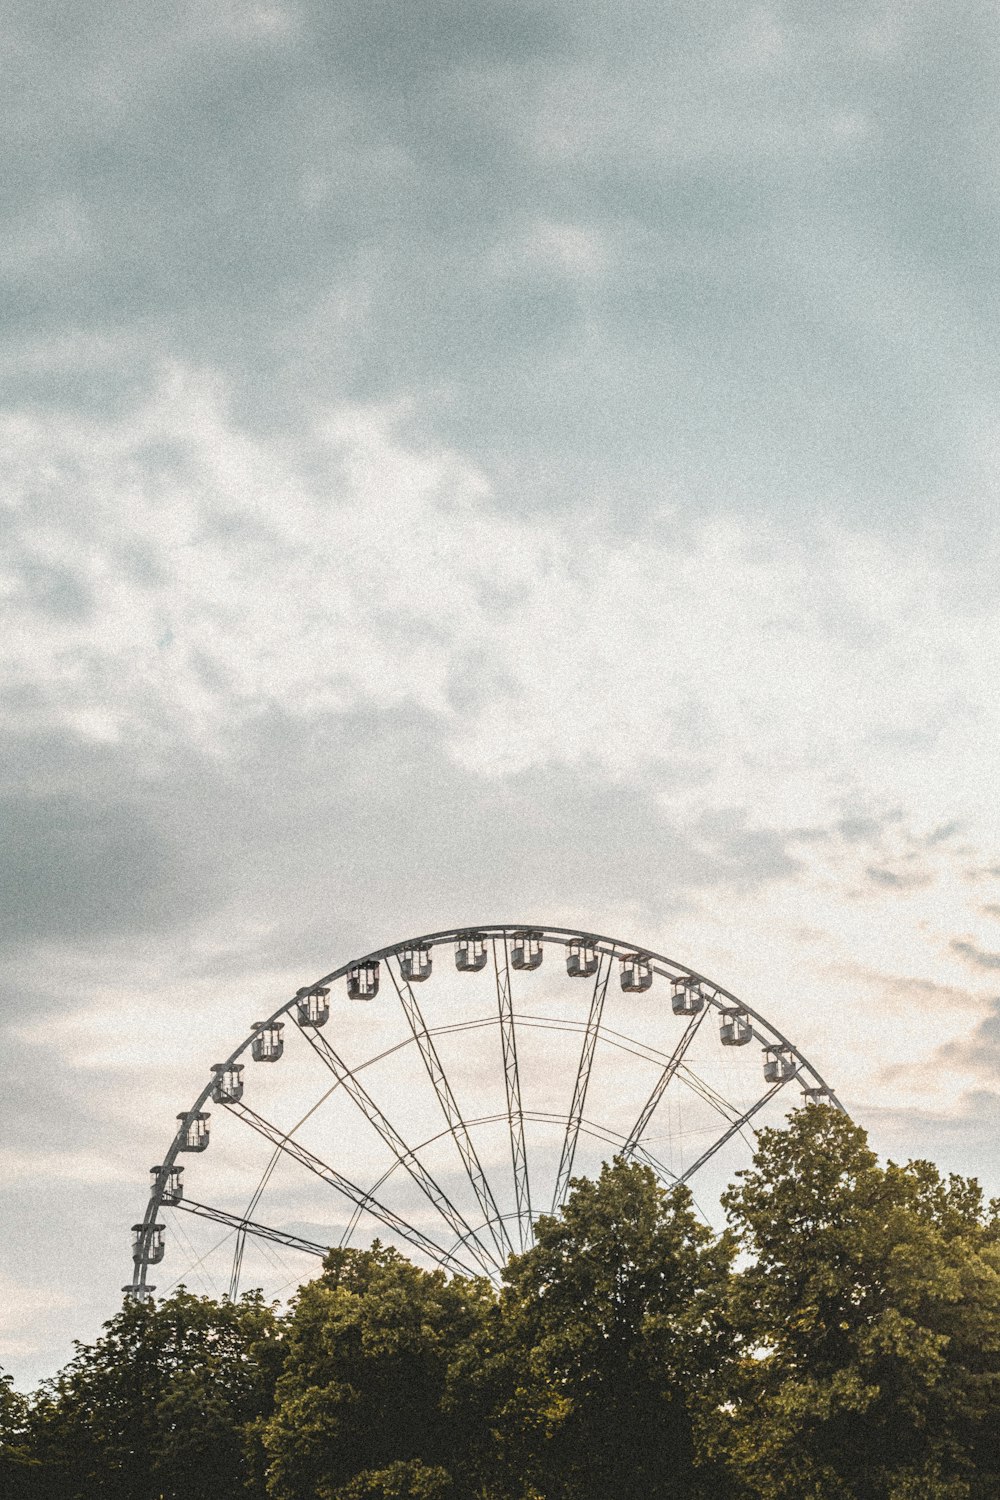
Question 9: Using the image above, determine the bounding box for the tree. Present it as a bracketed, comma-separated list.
[262, 1243, 495, 1500]
[26, 1288, 282, 1500]
[334, 1461, 454, 1499]
[713, 1104, 1000, 1500]
[489, 1159, 735, 1500]
[1, 1366, 39, 1499]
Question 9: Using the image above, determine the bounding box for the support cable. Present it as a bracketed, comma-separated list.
[230, 1146, 284, 1300]
[388, 957, 514, 1263]
[298, 1025, 498, 1276]
[224, 1100, 480, 1278]
[675, 1064, 746, 1124]
[493, 935, 532, 1252]
[621, 1007, 708, 1156]
[679, 1081, 788, 1183]
[175, 1196, 330, 1260]
[551, 954, 612, 1213]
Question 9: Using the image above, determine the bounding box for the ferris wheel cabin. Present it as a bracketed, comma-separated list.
[176, 1112, 210, 1151]
[511, 932, 543, 969]
[455, 933, 488, 971]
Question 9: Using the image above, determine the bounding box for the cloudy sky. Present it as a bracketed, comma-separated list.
[5, 0, 1000, 1386]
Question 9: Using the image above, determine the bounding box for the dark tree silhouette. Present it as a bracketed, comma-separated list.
[713, 1105, 1000, 1500]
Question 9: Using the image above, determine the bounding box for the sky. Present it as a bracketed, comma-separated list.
[4, 0, 1000, 1388]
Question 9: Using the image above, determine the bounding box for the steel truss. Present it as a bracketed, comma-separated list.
[679, 1081, 788, 1182]
[297, 1024, 499, 1276]
[388, 957, 514, 1263]
[493, 935, 531, 1251]
[172, 1195, 329, 1259]
[225, 1099, 480, 1278]
[552, 953, 613, 1213]
[622, 1007, 708, 1156]
[131, 924, 845, 1298]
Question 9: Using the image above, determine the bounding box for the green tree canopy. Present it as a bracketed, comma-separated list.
[11, 1108, 1000, 1500]
[489, 1159, 735, 1500]
[1, 1366, 38, 1499]
[26, 1287, 282, 1500]
[715, 1104, 1000, 1500]
[262, 1243, 494, 1500]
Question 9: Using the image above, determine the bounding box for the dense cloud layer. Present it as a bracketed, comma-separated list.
[3, 1, 1000, 1385]
[8, 2, 1000, 529]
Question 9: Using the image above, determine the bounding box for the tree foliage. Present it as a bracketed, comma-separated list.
[262, 1244, 494, 1500]
[1, 1365, 37, 1499]
[713, 1106, 1000, 1500]
[10, 1109, 1000, 1500]
[489, 1160, 735, 1500]
[25, 1288, 281, 1500]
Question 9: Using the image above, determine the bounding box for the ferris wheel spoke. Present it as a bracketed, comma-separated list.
[676, 1064, 746, 1124]
[563, 1114, 677, 1186]
[231, 1144, 284, 1299]
[621, 1007, 708, 1157]
[678, 1080, 788, 1183]
[224, 1100, 481, 1278]
[388, 956, 514, 1263]
[172, 1196, 330, 1260]
[138, 925, 845, 1299]
[493, 935, 532, 1252]
[626, 1141, 680, 1184]
[296, 1026, 498, 1276]
[552, 952, 613, 1213]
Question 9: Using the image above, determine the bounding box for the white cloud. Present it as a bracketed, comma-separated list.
[5, 370, 1000, 1138]
[0, 1149, 125, 1186]
[4, 0, 1000, 1383]
[6, 364, 999, 852]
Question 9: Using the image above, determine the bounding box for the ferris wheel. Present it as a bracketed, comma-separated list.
[128, 925, 844, 1299]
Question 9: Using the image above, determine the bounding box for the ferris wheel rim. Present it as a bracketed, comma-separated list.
[131, 923, 844, 1295]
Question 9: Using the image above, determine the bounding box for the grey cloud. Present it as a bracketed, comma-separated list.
[443, 651, 522, 716]
[15, 561, 93, 621]
[0, 699, 805, 981]
[836, 814, 893, 843]
[926, 821, 963, 846]
[692, 808, 802, 886]
[865, 863, 932, 890]
[0, 1021, 148, 1383]
[190, 700, 807, 952]
[0, 756, 227, 947]
[866, 971, 979, 1012]
[0, 1019, 114, 1155]
[939, 999, 1000, 1070]
[4, 2, 1000, 547]
[0, 795, 184, 942]
[861, 1088, 1000, 1190]
[951, 939, 1000, 972]
[820, 810, 964, 888]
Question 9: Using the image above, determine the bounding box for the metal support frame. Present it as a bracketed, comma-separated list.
[135, 924, 846, 1298]
[676, 1064, 746, 1124]
[230, 1146, 284, 1299]
[621, 1007, 708, 1157]
[493, 935, 531, 1251]
[225, 1100, 479, 1277]
[173, 1196, 330, 1260]
[388, 957, 514, 1262]
[679, 1081, 787, 1183]
[297, 1026, 498, 1275]
[446, 1111, 679, 1255]
[552, 952, 612, 1213]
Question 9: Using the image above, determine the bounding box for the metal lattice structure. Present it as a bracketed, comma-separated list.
[127, 925, 844, 1300]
